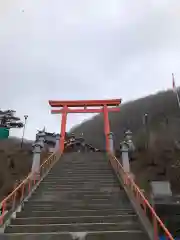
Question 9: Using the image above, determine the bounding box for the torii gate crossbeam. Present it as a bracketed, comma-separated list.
[49, 99, 121, 152]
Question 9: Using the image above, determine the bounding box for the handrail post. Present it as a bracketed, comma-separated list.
[108, 132, 114, 154]
[120, 141, 130, 173]
[31, 140, 44, 180]
[55, 133, 60, 152]
[120, 130, 135, 179]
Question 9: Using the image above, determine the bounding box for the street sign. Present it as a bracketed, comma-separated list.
[0, 127, 9, 139]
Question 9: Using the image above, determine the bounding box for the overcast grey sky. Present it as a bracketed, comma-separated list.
[1, 0, 180, 140]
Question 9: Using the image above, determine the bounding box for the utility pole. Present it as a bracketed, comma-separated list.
[172, 73, 180, 109]
[21, 115, 28, 149]
[143, 113, 149, 150]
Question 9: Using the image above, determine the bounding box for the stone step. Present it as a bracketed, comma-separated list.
[37, 187, 120, 191]
[50, 166, 112, 169]
[58, 156, 107, 160]
[54, 162, 109, 165]
[58, 160, 109, 162]
[31, 190, 123, 197]
[50, 168, 112, 172]
[39, 182, 120, 187]
[50, 164, 111, 167]
[48, 169, 113, 172]
[30, 196, 128, 202]
[46, 172, 114, 175]
[27, 196, 128, 204]
[31, 187, 121, 192]
[44, 176, 116, 179]
[35, 187, 120, 192]
[31, 188, 122, 195]
[35, 185, 120, 190]
[53, 164, 111, 167]
[38, 183, 119, 188]
[53, 165, 110, 168]
[0, 230, 148, 240]
[58, 160, 108, 163]
[0, 233, 72, 240]
[57, 159, 108, 162]
[37, 182, 120, 187]
[30, 193, 126, 201]
[36, 183, 120, 187]
[50, 172, 113, 175]
[42, 181, 118, 184]
[51, 165, 111, 169]
[54, 166, 110, 169]
[57, 160, 108, 164]
[12, 214, 138, 225]
[85, 231, 149, 240]
[62, 158, 107, 161]
[46, 176, 115, 179]
[24, 198, 129, 205]
[31, 192, 123, 199]
[50, 167, 112, 170]
[44, 175, 114, 178]
[58, 157, 107, 159]
[54, 160, 108, 163]
[30, 188, 121, 193]
[17, 209, 135, 218]
[5, 222, 142, 233]
[55, 165, 111, 168]
[44, 173, 117, 180]
[40, 180, 117, 184]
[44, 177, 117, 181]
[48, 173, 114, 176]
[50, 167, 111, 171]
[27, 190, 129, 202]
[23, 202, 131, 211]
[40, 181, 118, 185]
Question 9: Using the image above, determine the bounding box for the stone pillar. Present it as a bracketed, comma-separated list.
[55, 134, 60, 152]
[121, 141, 130, 173]
[108, 132, 114, 153]
[31, 140, 44, 180]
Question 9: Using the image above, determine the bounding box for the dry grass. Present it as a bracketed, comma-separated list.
[0, 139, 32, 200]
[0, 138, 50, 201]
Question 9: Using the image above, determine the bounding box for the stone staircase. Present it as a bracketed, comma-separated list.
[1, 152, 150, 239]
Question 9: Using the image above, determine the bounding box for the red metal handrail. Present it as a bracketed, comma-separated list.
[109, 154, 174, 240]
[0, 147, 175, 240]
[0, 151, 60, 225]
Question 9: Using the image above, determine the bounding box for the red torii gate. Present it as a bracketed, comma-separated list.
[49, 99, 121, 152]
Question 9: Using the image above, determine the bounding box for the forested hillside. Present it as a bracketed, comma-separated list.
[72, 90, 180, 194]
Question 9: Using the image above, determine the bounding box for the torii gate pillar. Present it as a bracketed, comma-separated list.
[49, 99, 121, 153]
[60, 106, 67, 152]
